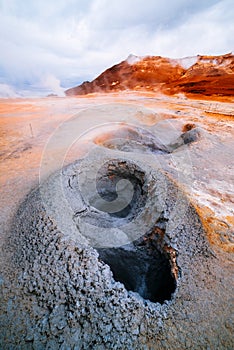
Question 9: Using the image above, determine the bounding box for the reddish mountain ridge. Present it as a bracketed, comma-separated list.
[65, 53, 234, 98]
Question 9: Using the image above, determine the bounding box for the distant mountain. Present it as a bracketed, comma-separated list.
[65, 53, 234, 98]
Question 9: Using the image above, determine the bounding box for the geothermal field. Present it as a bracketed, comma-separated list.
[0, 55, 234, 349]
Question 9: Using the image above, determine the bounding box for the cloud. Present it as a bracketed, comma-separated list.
[88, 0, 220, 30]
[0, 0, 233, 96]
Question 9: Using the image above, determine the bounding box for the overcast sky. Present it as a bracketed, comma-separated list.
[0, 0, 233, 96]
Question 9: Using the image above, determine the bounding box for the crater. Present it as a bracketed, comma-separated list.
[78, 158, 177, 303]
[94, 125, 169, 154]
[74, 158, 178, 303]
[84, 160, 148, 223]
[97, 223, 177, 304]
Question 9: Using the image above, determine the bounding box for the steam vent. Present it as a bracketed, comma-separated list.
[0, 106, 233, 349]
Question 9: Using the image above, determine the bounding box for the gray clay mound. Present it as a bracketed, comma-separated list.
[1, 145, 233, 349]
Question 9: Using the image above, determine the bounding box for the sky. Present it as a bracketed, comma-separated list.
[0, 0, 233, 96]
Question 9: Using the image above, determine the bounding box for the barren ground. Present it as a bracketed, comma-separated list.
[1, 92, 233, 253]
[0, 92, 233, 348]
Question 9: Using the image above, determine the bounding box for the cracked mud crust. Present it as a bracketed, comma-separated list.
[1, 155, 233, 350]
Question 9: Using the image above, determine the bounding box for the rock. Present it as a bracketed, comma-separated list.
[65, 53, 234, 99]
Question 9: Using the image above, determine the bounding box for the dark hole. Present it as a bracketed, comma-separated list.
[97, 240, 176, 304]
[94, 161, 147, 219]
[88, 160, 177, 303]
